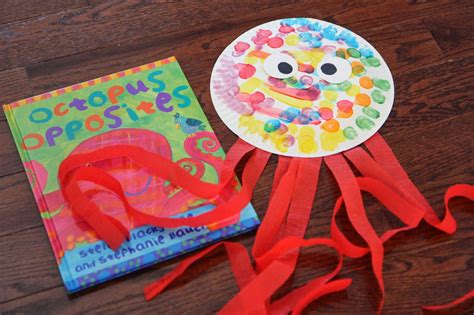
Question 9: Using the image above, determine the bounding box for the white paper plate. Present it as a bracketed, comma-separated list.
[211, 18, 394, 158]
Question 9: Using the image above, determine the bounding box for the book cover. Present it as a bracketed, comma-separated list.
[3, 56, 259, 293]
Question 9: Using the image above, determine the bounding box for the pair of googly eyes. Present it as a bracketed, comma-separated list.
[263, 53, 352, 84]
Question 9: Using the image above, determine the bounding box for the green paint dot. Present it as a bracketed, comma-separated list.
[337, 81, 352, 91]
[363, 107, 380, 119]
[356, 116, 375, 130]
[182, 241, 187, 246]
[360, 57, 370, 67]
[372, 79, 391, 91]
[366, 57, 381, 67]
[347, 48, 361, 58]
[189, 239, 194, 245]
[371, 89, 386, 104]
[200, 238, 206, 244]
[90, 278, 96, 283]
[235, 225, 241, 231]
[336, 50, 346, 59]
[343, 127, 358, 140]
[114, 268, 119, 273]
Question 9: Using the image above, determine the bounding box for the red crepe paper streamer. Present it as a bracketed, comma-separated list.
[58, 132, 473, 313]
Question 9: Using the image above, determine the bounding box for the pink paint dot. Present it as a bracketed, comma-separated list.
[318, 107, 334, 120]
[252, 36, 269, 45]
[337, 100, 353, 112]
[234, 41, 250, 53]
[249, 92, 265, 105]
[267, 37, 284, 48]
[236, 63, 256, 79]
[279, 25, 295, 33]
[257, 29, 272, 37]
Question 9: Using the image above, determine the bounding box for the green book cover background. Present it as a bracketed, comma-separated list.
[3, 57, 259, 293]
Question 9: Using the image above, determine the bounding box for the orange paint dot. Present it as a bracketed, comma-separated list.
[321, 119, 340, 132]
[355, 93, 371, 106]
[337, 109, 353, 118]
[359, 76, 373, 89]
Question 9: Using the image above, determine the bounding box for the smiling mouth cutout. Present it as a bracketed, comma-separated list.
[211, 18, 394, 157]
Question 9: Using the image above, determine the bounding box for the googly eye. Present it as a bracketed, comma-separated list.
[263, 53, 298, 79]
[316, 57, 352, 84]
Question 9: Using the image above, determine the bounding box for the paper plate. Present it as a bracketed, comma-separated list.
[210, 18, 394, 157]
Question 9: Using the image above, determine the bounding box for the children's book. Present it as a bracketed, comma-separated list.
[3, 56, 259, 293]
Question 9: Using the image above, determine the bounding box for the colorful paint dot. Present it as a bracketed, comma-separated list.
[300, 75, 313, 85]
[268, 37, 284, 48]
[343, 126, 358, 139]
[372, 78, 391, 91]
[237, 63, 256, 79]
[323, 90, 338, 101]
[283, 135, 295, 147]
[322, 119, 340, 132]
[337, 109, 353, 118]
[279, 25, 295, 33]
[234, 41, 250, 53]
[355, 93, 371, 106]
[356, 116, 375, 130]
[363, 107, 380, 119]
[336, 48, 348, 59]
[318, 107, 333, 120]
[264, 119, 281, 132]
[321, 130, 345, 151]
[371, 89, 386, 104]
[285, 33, 300, 46]
[337, 100, 353, 112]
[366, 57, 381, 67]
[359, 76, 373, 89]
[346, 84, 360, 96]
[351, 61, 366, 76]
[337, 81, 352, 91]
[347, 48, 361, 58]
[319, 100, 334, 109]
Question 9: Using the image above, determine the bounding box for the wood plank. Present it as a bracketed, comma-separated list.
[1, 0, 366, 71]
[0, 68, 33, 121]
[0, 121, 23, 176]
[423, 9, 474, 61]
[24, 17, 443, 95]
[0, 0, 88, 25]
[0, 111, 471, 305]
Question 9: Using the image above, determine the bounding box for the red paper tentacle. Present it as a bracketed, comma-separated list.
[421, 290, 474, 311]
[143, 242, 257, 301]
[252, 158, 300, 261]
[59, 138, 255, 200]
[364, 133, 459, 233]
[62, 147, 270, 250]
[219, 237, 343, 314]
[324, 154, 385, 312]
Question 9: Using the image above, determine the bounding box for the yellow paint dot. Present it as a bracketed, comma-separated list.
[285, 34, 300, 46]
[323, 90, 338, 101]
[239, 77, 262, 93]
[321, 130, 345, 151]
[288, 123, 298, 134]
[319, 100, 334, 109]
[244, 55, 259, 65]
[292, 50, 312, 63]
[299, 126, 315, 137]
[346, 84, 360, 97]
[299, 135, 317, 153]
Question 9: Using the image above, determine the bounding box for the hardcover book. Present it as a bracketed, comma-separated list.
[3, 56, 259, 293]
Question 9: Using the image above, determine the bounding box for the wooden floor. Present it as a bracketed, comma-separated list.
[0, 1, 473, 314]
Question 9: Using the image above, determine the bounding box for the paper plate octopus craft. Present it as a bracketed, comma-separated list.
[211, 18, 394, 157]
[143, 18, 473, 314]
